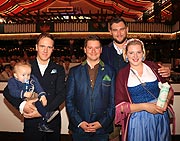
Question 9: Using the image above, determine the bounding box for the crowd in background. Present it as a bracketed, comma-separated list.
[0, 50, 85, 81]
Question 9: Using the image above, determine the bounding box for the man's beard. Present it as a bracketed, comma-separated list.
[113, 36, 127, 44]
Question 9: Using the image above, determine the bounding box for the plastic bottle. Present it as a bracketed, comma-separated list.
[157, 82, 170, 108]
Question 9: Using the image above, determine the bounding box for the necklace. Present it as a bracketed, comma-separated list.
[130, 69, 146, 86]
[130, 69, 157, 99]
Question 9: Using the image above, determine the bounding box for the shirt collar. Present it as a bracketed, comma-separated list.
[36, 58, 50, 66]
[86, 60, 100, 69]
[113, 41, 124, 55]
[36, 58, 50, 76]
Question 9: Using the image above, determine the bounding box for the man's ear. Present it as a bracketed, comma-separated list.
[109, 28, 112, 35]
[35, 44, 38, 51]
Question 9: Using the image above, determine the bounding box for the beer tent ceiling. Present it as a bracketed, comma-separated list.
[0, 0, 178, 24]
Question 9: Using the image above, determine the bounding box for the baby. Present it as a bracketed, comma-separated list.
[8, 61, 59, 132]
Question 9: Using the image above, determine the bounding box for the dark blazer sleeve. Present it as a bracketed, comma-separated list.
[98, 69, 115, 129]
[46, 65, 66, 111]
[3, 85, 23, 110]
[101, 44, 109, 65]
[66, 67, 83, 127]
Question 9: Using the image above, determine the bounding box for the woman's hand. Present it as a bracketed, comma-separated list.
[143, 103, 164, 114]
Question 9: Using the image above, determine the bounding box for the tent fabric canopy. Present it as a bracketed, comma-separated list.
[0, 0, 175, 23]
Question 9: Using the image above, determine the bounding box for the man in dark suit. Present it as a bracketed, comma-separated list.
[3, 32, 66, 141]
[101, 16, 170, 77]
[66, 35, 115, 141]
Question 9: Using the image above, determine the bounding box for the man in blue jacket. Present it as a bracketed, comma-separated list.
[66, 35, 115, 141]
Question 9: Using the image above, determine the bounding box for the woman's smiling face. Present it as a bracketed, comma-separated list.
[126, 44, 144, 67]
